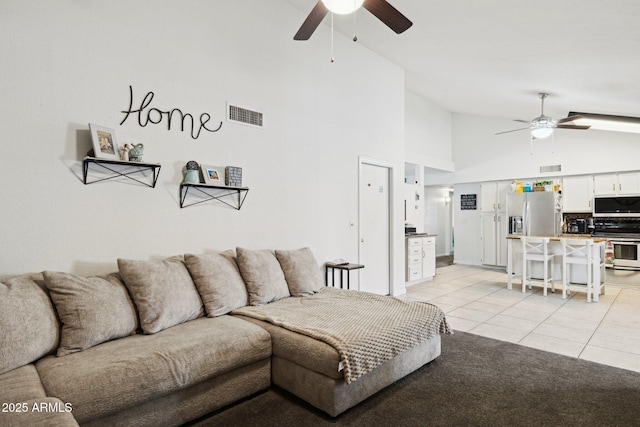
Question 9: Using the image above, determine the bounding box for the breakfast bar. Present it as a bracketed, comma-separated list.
[506, 235, 607, 301]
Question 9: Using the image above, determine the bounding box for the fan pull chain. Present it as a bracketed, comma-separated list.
[330, 13, 335, 63]
[353, 5, 358, 42]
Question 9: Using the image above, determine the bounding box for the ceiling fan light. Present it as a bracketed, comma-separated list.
[531, 127, 553, 139]
[322, 0, 365, 15]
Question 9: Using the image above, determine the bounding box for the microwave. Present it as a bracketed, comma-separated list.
[593, 196, 640, 217]
[611, 241, 640, 269]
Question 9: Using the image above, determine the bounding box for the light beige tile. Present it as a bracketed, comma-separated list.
[470, 323, 527, 343]
[464, 300, 507, 314]
[595, 321, 640, 341]
[447, 307, 496, 323]
[518, 333, 585, 358]
[446, 316, 481, 332]
[500, 306, 553, 323]
[532, 322, 595, 344]
[484, 314, 540, 332]
[587, 332, 640, 356]
[580, 345, 640, 372]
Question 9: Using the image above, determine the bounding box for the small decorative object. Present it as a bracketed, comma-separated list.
[128, 143, 144, 162]
[89, 123, 119, 160]
[225, 166, 242, 187]
[120, 144, 130, 161]
[183, 160, 200, 183]
[201, 164, 225, 185]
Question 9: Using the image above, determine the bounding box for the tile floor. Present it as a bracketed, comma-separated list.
[404, 264, 640, 373]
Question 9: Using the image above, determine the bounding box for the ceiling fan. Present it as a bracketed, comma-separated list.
[294, 0, 413, 41]
[496, 93, 591, 139]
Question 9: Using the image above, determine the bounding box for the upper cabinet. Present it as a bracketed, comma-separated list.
[562, 175, 594, 212]
[594, 172, 640, 196]
[481, 181, 510, 212]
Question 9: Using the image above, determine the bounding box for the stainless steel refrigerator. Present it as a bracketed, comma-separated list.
[506, 192, 561, 237]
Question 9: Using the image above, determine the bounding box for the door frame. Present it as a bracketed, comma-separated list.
[358, 156, 395, 294]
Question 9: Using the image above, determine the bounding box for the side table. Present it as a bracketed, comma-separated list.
[325, 262, 364, 290]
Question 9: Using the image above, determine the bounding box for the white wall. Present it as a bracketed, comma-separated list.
[0, 1, 407, 294]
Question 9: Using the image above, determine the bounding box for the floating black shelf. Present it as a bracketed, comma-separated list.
[82, 157, 161, 188]
[179, 183, 249, 210]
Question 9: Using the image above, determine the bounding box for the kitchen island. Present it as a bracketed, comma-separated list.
[506, 235, 607, 301]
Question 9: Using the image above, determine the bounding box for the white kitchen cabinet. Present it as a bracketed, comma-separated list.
[482, 212, 507, 266]
[405, 236, 436, 282]
[481, 181, 510, 212]
[562, 175, 594, 212]
[480, 181, 509, 267]
[594, 172, 640, 195]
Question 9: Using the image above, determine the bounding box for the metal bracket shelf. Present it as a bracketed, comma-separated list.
[179, 183, 249, 210]
[83, 157, 161, 188]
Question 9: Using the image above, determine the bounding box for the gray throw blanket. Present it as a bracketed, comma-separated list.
[232, 287, 451, 384]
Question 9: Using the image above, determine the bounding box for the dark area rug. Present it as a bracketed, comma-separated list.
[191, 331, 640, 426]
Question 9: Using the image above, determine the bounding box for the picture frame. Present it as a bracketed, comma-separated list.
[200, 164, 225, 185]
[89, 124, 119, 160]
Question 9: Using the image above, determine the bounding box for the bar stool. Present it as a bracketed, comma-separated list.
[521, 237, 556, 296]
[560, 238, 595, 302]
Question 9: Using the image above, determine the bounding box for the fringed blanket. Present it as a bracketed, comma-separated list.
[231, 287, 451, 384]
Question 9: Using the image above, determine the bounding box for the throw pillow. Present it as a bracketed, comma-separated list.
[184, 251, 248, 317]
[117, 257, 204, 334]
[0, 274, 59, 375]
[43, 271, 138, 356]
[275, 247, 324, 297]
[236, 247, 290, 305]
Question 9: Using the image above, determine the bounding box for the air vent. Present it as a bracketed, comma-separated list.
[539, 164, 562, 173]
[227, 104, 264, 128]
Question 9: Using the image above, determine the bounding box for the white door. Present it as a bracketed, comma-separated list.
[359, 161, 391, 295]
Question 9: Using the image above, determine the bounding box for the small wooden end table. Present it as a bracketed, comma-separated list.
[325, 262, 364, 290]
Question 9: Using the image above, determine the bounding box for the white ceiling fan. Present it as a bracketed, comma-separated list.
[496, 93, 591, 139]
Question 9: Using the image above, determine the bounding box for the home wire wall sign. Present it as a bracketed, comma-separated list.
[120, 86, 223, 139]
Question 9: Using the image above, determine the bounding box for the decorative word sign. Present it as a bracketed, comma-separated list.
[120, 86, 223, 139]
[460, 194, 477, 210]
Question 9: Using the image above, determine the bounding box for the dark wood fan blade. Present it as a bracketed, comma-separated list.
[363, 0, 413, 34]
[555, 124, 591, 130]
[294, 1, 328, 40]
[514, 119, 530, 124]
[556, 115, 585, 124]
[495, 127, 530, 135]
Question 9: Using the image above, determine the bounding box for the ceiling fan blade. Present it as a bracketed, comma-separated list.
[514, 119, 530, 124]
[294, 1, 328, 40]
[555, 124, 591, 130]
[495, 127, 530, 135]
[363, 0, 413, 34]
[556, 115, 585, 124]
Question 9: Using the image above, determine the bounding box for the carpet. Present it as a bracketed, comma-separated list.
[190, 332, 640, 426]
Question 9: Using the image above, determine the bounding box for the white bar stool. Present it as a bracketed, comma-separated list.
[560, 238, 595, 302]
[521, 237, 556, 296]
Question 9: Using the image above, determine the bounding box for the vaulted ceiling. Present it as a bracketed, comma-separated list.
[283, 0, 640, 123]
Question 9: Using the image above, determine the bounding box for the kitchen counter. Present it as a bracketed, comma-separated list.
[506, 235, 606, 301]
[405, 233, 437, 238]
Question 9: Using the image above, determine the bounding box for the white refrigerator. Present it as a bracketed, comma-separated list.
[506, 192, 561, 237]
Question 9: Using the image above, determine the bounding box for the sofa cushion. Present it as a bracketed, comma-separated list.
[36, 316, 271, 424]
[0, 274, 59, 375]
[184, 251, 248, 317]
[0, 364, 47, 402]
[236, 247, 290, 306]
[43, 271, 138, 356]
[117, 257, 204, 334]
[275, 247, 324, 297]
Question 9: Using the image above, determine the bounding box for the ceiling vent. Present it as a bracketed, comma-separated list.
[539, 164, 562, 173]
[227, 104, 263, 128]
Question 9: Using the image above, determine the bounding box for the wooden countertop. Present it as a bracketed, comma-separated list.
[506, 234, 607, 243]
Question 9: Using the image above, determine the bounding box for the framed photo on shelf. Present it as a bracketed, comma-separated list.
[89, 124, 119, 160]
[200, 164, 225, 185]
